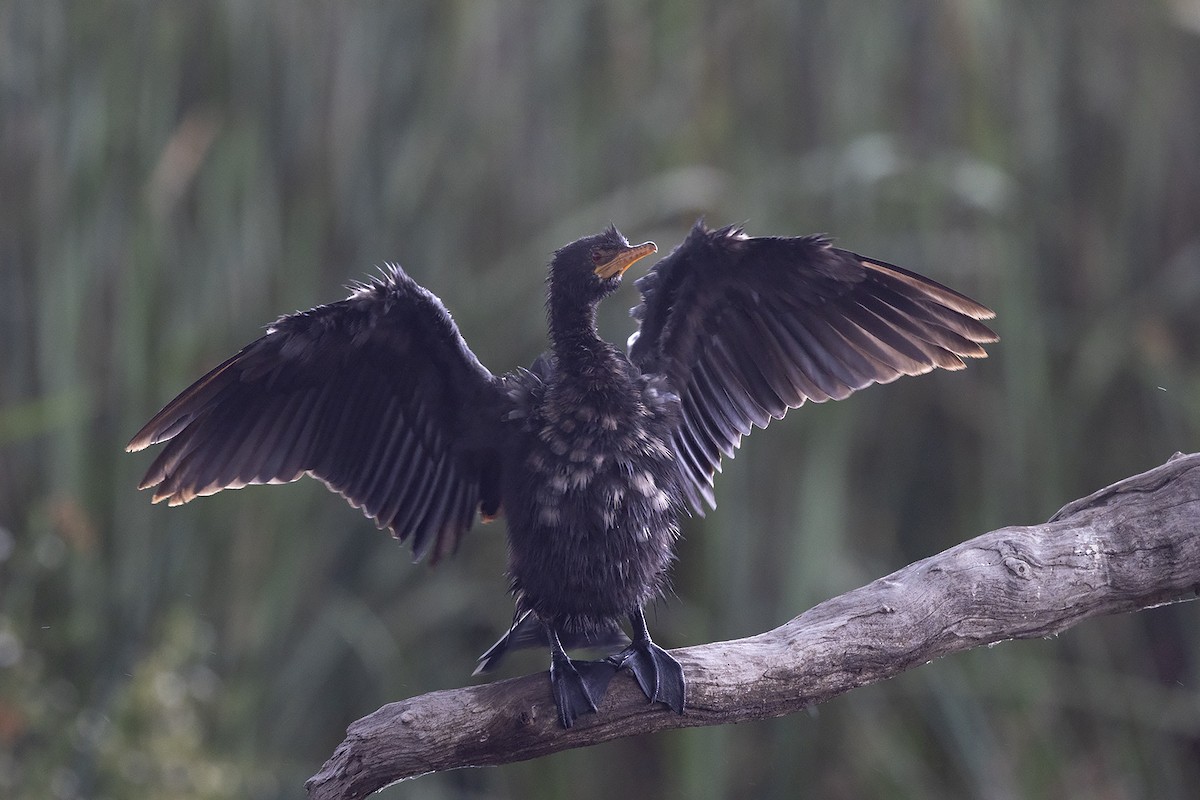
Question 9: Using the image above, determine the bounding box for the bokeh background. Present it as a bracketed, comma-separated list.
[3, 2, 1200, 798]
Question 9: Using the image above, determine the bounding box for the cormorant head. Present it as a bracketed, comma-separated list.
[548, 225, 657, 308]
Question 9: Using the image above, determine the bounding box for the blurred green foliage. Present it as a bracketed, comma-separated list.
[2, 1, 1199, 798]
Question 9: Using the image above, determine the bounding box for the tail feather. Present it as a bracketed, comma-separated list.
[473, 611, 630, 675]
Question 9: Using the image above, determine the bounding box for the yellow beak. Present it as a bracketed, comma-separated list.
[594, 241, 658, 279]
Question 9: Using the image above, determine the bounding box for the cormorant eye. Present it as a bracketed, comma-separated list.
[591, 249, 606, 264]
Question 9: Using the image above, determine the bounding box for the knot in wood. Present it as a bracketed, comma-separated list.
[1003, 556, 1032, 579]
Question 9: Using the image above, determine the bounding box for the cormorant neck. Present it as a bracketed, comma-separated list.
[547, 295, 611, 363]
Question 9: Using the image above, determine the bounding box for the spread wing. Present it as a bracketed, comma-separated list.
[628, 222, 998, 514]
[127, 265, 507, 562]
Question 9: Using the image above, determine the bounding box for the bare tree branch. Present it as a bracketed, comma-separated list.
[307, 452, 1200, 799]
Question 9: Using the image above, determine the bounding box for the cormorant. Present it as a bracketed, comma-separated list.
[127, 221, 996, 727]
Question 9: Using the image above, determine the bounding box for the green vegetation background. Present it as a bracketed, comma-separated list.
[3, 2, 1199, 798]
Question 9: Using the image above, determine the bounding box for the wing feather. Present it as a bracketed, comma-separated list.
[128, 264, 506, 562]
[629, 222, 997, 514]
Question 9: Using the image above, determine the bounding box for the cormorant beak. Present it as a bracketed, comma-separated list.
[594, 241, 657, 279]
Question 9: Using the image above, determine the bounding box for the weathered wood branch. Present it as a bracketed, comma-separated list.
[307, 452, 1200, 799]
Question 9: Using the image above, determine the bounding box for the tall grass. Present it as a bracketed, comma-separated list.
[2, 2, 1198, 798]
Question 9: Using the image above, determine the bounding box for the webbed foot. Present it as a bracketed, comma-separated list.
[549, 641, 618, 728]
[608, 608, 686, 714]
[608, 639, 685, 714]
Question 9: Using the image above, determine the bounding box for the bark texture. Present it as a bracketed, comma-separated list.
[307, 452, 1200, 799]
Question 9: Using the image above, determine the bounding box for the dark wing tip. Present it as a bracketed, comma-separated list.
[125, 352, 249, 453]
[860, 257, 998, 325]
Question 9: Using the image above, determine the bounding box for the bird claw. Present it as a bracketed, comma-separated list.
[608, 640, 686, 714]
[549, 654, 619, 728]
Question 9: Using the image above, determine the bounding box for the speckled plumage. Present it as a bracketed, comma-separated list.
[502, 350, 682, 637]
[128, 221, 997, 728]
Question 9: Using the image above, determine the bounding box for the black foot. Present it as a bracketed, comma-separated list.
[608, 610, 686, 715]
[550, 653, 618, 728]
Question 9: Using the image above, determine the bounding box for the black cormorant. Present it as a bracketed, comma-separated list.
[127, 221, 997, 727]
